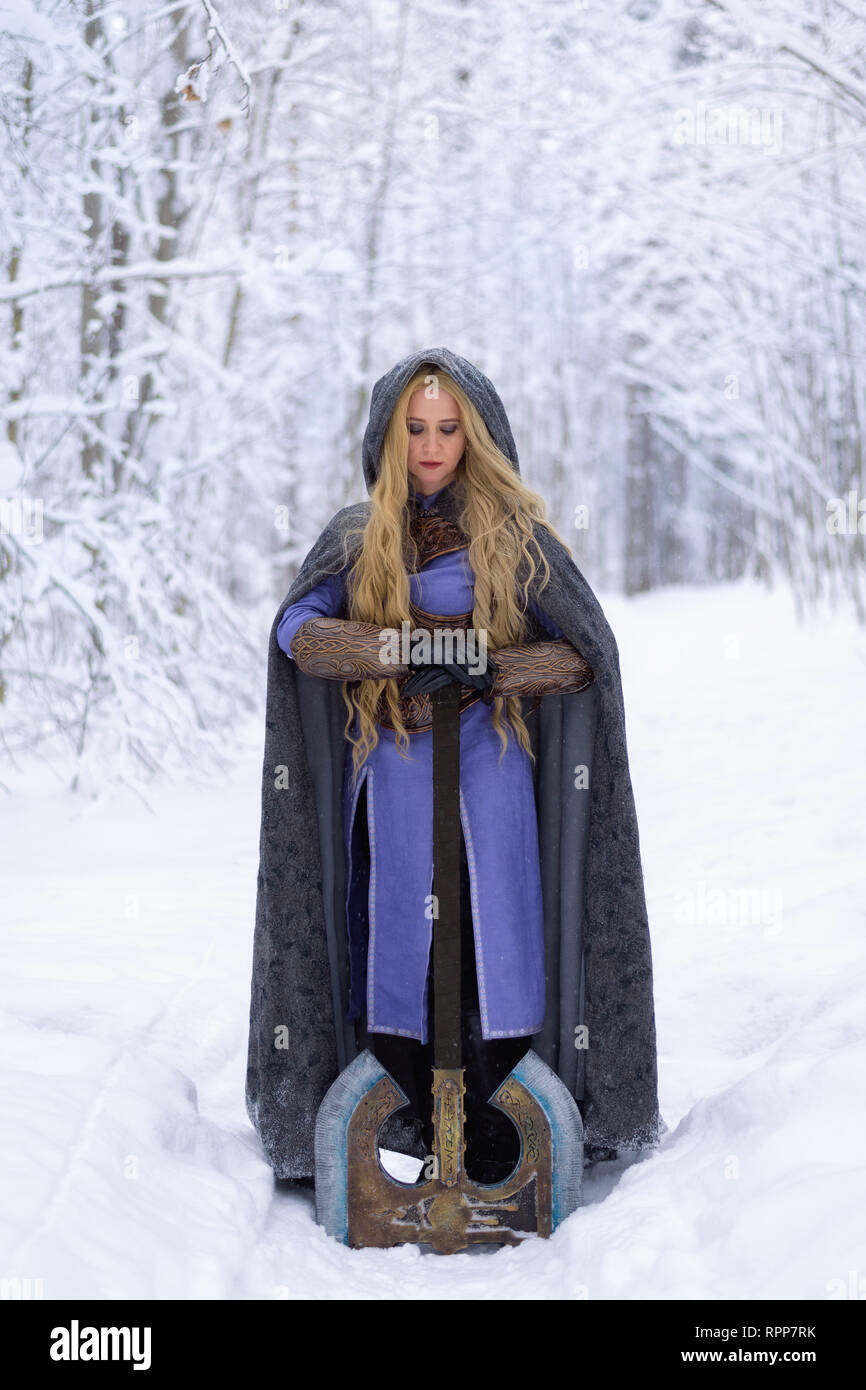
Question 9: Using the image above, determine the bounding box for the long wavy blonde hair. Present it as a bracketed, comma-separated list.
[338, 368, 573, 787]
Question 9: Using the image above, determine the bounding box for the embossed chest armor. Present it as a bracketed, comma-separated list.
[374, 497, 481, 733]
[371, 490, 550, 734]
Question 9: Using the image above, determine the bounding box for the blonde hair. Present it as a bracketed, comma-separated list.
[338, 368, 573, 787]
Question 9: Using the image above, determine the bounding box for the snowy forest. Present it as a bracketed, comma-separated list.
[2, 0, 866, 1307]
[1, 0, 865, 787]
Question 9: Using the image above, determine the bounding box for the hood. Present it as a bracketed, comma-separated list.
[361, 346, 521, 493]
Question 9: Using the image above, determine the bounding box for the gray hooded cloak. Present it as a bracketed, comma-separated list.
[245, 345, 663, 1180]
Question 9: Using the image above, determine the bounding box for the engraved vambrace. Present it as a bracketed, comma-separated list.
[483, 639, 594, 702]
[289, 616, 409, 682]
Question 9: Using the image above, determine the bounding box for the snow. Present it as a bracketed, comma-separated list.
[1, 578, 864, 1299]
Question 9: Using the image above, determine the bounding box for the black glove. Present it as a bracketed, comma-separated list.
[402, 651, 498, 698]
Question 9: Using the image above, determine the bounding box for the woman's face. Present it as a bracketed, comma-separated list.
[405, 388, 466, 495]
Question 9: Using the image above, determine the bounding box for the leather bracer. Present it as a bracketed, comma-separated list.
[484, 639, 594, 702]
[289, 617, 409, 682]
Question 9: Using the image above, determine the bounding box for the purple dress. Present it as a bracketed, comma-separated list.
[277, 485, 565, 1044]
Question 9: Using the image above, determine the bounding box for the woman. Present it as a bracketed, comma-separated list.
[275, 367, 593, 1183]
[245, 346, 663, 1186]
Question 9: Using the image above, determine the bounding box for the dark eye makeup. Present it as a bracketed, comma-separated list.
[408, 423, 459, 435]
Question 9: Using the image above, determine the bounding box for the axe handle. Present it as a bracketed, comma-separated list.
[431, 681, 462, 1070]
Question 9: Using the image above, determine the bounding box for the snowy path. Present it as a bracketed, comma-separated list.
[1, 580, 864, 1299]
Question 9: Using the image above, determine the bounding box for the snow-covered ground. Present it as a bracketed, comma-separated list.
[2, 578, 864, 1299]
